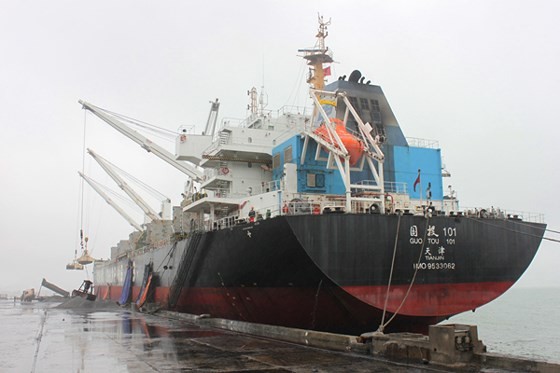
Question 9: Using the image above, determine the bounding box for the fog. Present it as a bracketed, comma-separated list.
[1, 0, 558, 295]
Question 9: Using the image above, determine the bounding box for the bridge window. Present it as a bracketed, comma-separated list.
[307, 173, 325, 188]
[284, 146, 293, 164]
[360, 97, 370, 109]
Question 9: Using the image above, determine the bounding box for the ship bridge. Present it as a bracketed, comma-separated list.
[325, 76, 407, 147]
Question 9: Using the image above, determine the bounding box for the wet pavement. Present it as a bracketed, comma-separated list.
[0, 299, 437, 372]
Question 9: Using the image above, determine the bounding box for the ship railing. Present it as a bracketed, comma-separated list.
[385, 181, 408, 194]
[256, 180, 281, 194]
[218, 117, 246, 130]
[208, 204, 282, 231]
[203, 133, 280, 158]
[462, 206, 545, 223]
[277, 105, 313, 117]
[176, 124, 197, 134]
[211, 188, 232, 199]
[354, 180, 408, 194]
[203, 168, 217, 180]
[216, 105, 312, 131]
[406, 137, 440, 149]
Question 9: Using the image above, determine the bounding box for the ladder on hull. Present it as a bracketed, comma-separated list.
[168, 231, 205, 309]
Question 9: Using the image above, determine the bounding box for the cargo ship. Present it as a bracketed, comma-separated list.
[80, 17, 545, 335]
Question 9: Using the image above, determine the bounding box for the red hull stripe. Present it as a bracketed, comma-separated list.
[342, 281, 514, 316]
[96, 281, 513, 318]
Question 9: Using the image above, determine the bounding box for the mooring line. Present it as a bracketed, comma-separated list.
[380, 216, 431, 331]
[378, 213, 401, 332]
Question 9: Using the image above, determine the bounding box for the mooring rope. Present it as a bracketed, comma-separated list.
[379, 216, 431, 331]
[378, 213, 401, 332]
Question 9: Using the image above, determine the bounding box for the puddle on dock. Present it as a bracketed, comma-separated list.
[0, 299, 432, 372]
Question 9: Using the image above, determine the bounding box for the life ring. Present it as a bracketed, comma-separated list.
[179, 134, 187, 143]
[221, 167, 230, 175]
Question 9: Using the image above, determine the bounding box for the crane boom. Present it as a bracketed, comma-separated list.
[79, 100, 204, 181]
[78, 171, 144, 232]
[88, 149, 161, 221]
[41, 278, 70, 297]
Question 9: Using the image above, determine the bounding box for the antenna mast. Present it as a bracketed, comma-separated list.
[298, 14, 333, 90]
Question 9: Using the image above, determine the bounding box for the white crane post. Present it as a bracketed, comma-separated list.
[88, 149, 160, 221]
[79, 100, 204, 181]
[78, 171, 144, 232]
[204, 98, 220, 137]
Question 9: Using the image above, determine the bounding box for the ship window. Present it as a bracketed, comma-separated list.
[273, 154, 280, 169]
[316, 173, 325, 187]
[370, 99, 380, 112]
[307, 173, 316, 187]
[284, 146, 293, 163]
[349, 97, 359, 109]
[307, 173, 325, 188]
[360, 98, 370, 109]
[248, 162, 252, 168]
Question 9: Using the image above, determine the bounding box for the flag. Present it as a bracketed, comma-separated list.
[323, 66, 331, 76]
[413, 169, 421, 192]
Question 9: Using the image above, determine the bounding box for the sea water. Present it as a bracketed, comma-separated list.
[450, 287, 560, 362]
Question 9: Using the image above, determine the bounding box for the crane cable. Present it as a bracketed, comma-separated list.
[95, 104, 177, 139]
[79, 110, 87, 257]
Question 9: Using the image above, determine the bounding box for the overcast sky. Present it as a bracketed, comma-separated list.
[1, 1, 559, 295]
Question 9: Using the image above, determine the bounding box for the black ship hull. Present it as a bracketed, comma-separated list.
[95, 214, 544, 334]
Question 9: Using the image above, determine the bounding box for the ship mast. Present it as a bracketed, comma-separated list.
[298, 15, 333, 90]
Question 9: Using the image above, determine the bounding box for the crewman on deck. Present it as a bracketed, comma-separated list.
[313, 205, 321, 215]
[248, 207, 256, 222]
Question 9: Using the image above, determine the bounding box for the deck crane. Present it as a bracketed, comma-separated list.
[78, 171, 144, 232]
[204, 98, 220, 137]
[88, 149, 161, 222]
[79, 100, 205, 182]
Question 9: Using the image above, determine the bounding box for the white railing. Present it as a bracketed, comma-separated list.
[385, 181, 408, 194]
[462, 206, 545, 223]
[353, 180, 408, 194]
[406, 137, 440, 149]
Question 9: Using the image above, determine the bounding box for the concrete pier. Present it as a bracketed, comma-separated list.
[161, 310, 560, 373]
[0, 300, 428, 372]
[2, 299, 558, 372]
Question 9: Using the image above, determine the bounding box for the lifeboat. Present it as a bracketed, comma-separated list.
[314, 118, 364, 165]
